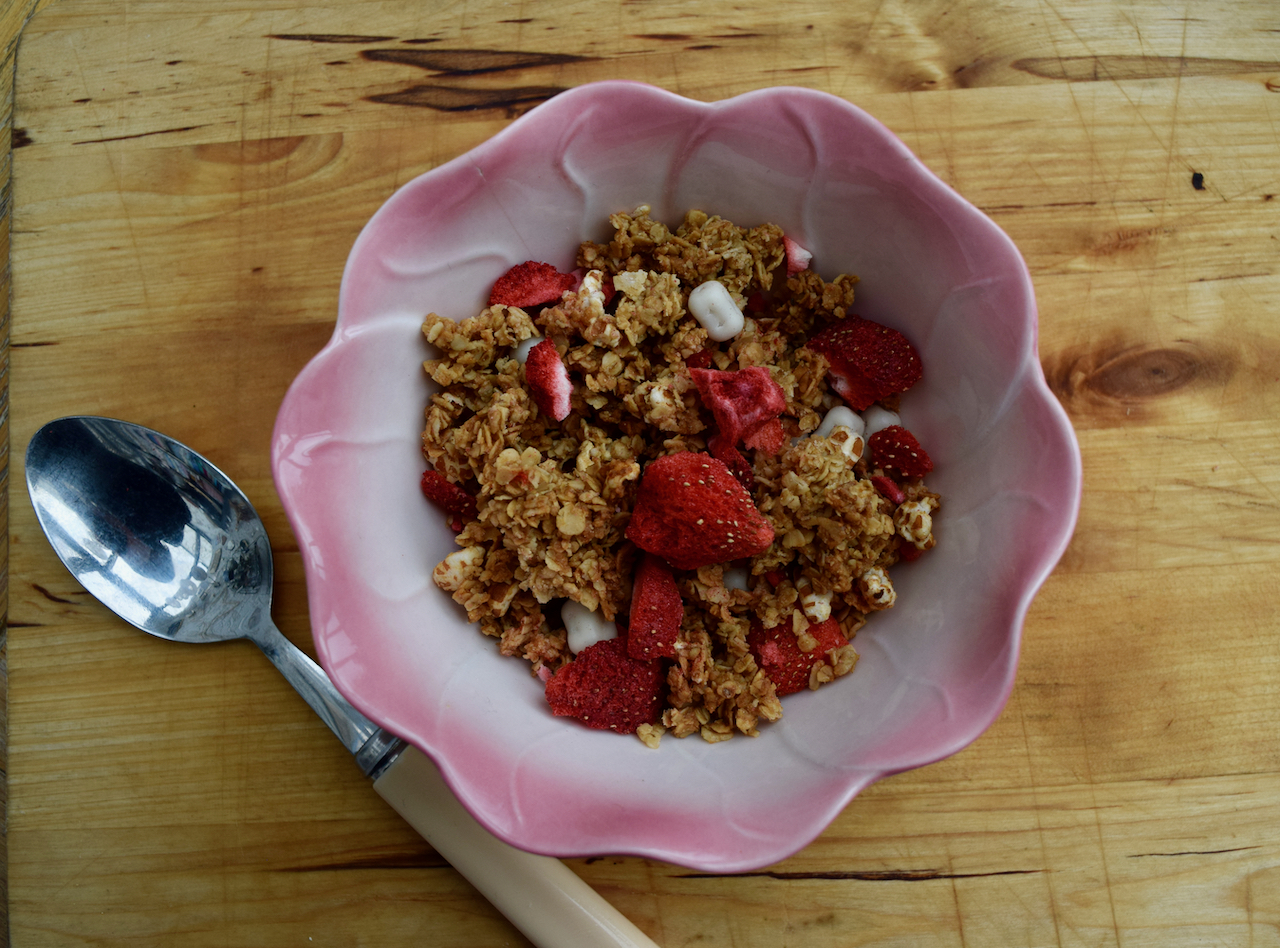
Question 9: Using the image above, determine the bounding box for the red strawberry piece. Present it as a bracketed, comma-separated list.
[420, 470, 478, 525]
[628, 554, 683, 660]
[525, 339, 573, 421]
[742, 417, 786, 454]
[625, 452, 775, 571]
[488, 261, 576, 309]
[764, 570, 785, 588]
[805, 317, 923, 411]
[708, 436, 756, 493]
[690, 366, 787, 454]
[544, 635, 664, 733]
[899, 542, 923, 562]
[867, 425, 933, 478]
[746, 291, 770, 314]
[869, 474, 906, 505]
[748, 618, 848, 696]
[685, 347, 715, 370]
[783, 235, 812, 276]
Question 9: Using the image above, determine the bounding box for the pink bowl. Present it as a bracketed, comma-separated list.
[272, 81, 1081, 872]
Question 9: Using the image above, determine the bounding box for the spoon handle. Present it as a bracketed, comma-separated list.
[254, 622, 659, 946]
[375, 745, 660, 948]
[249, 620, 382, 755]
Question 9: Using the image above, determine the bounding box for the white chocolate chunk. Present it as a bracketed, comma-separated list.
[814, 405, 865, 439]
[562, 599, 617, 654]
[687, 280, 744, 341]
[862, 406, 901, 437]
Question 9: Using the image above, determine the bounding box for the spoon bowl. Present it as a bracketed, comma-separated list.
[23, 414, 659, 948]
[26, 416, 272, 645]
[24, 415, 390, 763]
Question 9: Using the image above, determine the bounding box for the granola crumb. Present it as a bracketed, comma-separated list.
[636, 723, 665, 748]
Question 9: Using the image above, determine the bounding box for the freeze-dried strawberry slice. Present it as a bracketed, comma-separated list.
[746, 291, 770, 314]
[748, 618, 848, 697]
[625, 452, 775, 571]
[524, 339, 573, 421]
[544, 635, 664, 733]
[742, 417, 785, 454]
[783, 235, 812, 276]
[489, 261, 576, 309]
[867, 425, 933, 478]
[899, 542, 923, 562]
[805, 317, 922, 411]
[869, 474, 906, 505]
[690, 366, 787, 454]
[685, 347, 715, 370]
[420, 470, 477, 529]
[628, 554, 683, 660]
[708, 436, 756, 493]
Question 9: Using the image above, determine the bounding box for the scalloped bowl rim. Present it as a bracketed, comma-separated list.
[271, 80, 1082, 872]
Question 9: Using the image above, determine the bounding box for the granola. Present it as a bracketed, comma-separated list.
[422, 206, 939, 746]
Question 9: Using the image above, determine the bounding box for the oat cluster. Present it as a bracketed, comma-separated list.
[422, 206, 939, 746]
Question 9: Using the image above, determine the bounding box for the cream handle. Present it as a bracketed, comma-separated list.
[373, 745, 660, 948]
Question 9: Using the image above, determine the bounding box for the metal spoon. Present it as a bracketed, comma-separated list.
[24, 415, 657, 948]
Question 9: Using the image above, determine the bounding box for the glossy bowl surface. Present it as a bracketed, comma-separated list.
[272, 80, 1081, 872]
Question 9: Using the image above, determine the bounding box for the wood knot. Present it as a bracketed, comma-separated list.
[1087, 345, 1213, 399]
[1044, 340, 1235, 418]
[194, 136, 306, 165]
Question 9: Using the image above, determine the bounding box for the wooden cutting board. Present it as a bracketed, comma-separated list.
[5, 1, 1280, 945]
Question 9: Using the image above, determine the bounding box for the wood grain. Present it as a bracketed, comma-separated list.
[1, 1, 62, 942]
[6, 1, 1280, 946]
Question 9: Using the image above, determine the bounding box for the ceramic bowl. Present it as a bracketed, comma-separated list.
[271, 80, 1081, 872]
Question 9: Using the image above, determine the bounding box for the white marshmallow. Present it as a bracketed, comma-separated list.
[814, 405, 865, 439]
[862, 406, 901, 437]
[723, 567, 751, 591]
[562, 600, 617, 654]
[687, 280, 744, 341]
[515, 334, 543, 364]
